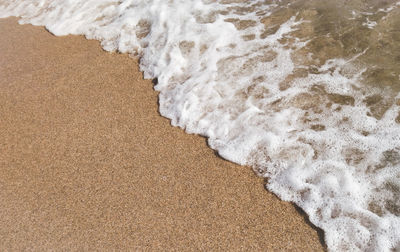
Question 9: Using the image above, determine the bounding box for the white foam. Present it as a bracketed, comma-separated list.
[1, 1, 400, 251]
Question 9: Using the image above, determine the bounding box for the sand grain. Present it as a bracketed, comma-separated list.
[0, 18, 323, 251]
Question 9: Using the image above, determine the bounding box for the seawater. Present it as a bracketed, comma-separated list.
[1, 0, 400, 251]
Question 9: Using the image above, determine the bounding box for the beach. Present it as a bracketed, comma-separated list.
[0, 17, 324, 250]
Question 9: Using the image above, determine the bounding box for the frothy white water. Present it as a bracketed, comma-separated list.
[2, 0, 400, 251]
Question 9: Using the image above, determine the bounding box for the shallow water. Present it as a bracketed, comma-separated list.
[1, 0, 400, 251]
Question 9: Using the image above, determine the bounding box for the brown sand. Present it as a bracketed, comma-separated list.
[0, 17, 324, 251]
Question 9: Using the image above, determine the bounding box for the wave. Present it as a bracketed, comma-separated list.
[2, 0, 400, 250]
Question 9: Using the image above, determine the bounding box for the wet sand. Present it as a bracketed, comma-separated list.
[0, 18, 324, 251]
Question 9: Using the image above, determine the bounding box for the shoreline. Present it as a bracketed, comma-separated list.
[0, 17, 324, 250]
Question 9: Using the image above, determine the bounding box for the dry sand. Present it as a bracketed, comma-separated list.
[0, 17, 324, 251]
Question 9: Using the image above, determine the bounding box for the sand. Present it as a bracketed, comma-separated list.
[0, 17, 324, 251]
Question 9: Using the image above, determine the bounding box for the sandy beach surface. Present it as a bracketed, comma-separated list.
[0, 17, 324, 251]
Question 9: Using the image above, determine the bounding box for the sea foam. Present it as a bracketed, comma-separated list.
[1, 0, 400, 251]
